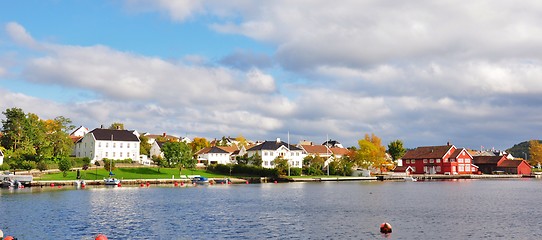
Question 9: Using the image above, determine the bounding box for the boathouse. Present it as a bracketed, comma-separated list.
[472, 155, 531, 175]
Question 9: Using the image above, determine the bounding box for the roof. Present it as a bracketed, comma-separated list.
[218, 146, 239, 153]
[301, 145, 330, 154]
[196, 146, 233, 155]
[393, 166, 414, 172]
[247, 140, 301, 151]
[498, 160, 527, 168]
[472, 155, 506, 165]
[0, 150, 3, 157]
[89, 128, 140, 142]
[402, 145, 454, 159]
[330, 147, 351, 156]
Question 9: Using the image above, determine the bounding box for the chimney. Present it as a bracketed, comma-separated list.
[447, 141, 450, 146]
[163, 132, 166, 137]
[116, 125, 120, 130]
[100, 124, 104, 129]
[276, 138, 281, 143]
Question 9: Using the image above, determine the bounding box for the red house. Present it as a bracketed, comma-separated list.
[402, 144, 478, 174]
[472, 155, 531, 175]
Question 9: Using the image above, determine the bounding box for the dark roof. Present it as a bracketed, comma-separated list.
[472, 155, 505, 165]
[208, 146, 230, 154]
[247, 140, 301, 151]
[90, 128, 140, 142]
[402, 145, 454, 159]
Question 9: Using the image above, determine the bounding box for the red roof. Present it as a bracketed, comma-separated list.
[402, 145, 455, 159]
[498, 160, 524, 168]
[301, 145, 330, 155]
[472, 155, 506, 165]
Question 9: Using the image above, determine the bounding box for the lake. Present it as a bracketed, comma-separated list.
[1, 179, 541, 239]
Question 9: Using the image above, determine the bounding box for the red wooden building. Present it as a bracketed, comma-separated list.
[402, 144, 478, 174]
[472, 155, 531, 175]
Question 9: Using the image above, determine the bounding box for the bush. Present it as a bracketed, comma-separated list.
[289, 167, 302, 176]
[36, 161, 48, 172]
[303, 166, 324, 176]
[0, 164, 9, 171]
[20, 160, 37, 171]
[58, 157, 72, 177]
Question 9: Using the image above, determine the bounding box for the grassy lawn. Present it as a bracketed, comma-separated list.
[36, 167, 228, 181]
[289, 175, 352, 179]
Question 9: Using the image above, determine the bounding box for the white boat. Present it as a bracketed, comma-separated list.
[104, 177, 120, 186]
[191, 176, 209, 184]
[404, 176, 417, 182]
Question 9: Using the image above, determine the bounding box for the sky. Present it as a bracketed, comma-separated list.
[1, 0, 542, 150]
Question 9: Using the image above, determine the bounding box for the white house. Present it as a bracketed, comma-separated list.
[150, 141, 165, 159]
[0, 149, 4, 165]
[74, 128, 141, 164]
[196, 146, 238, 165]
[70, 126, 89, 137]
[246, 138, 305, 168]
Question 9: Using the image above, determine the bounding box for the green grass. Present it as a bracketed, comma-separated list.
[36, 167, 227, 181]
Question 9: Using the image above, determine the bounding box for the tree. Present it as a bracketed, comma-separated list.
[151, 155, 165, 173]
[388, 139, 406, 161]
[248, 152, 262, 166]
[529, 140, 542, 166]
[1, 107, 26, 151]
[162, 141, 192, 168]
[353, 133, 387, 172]
[190, 137, 210, 154]
[139, 135, 151, 156]
[58, 157, 72, 177]
[236, 154, 250, 165]
[109, 122, 124, 130]
[273, 157, 289, 175]
[103, 159, 115, 172]
[235, 134, 248, 148]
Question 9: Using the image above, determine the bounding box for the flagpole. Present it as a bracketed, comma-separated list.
[288, 131, 290, 176]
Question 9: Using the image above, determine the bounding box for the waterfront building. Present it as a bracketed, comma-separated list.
[472, 155, 531, 175]
[402, 144, 478, 174]
[73, 128, 141, 164]
[246, 138, 305, 168]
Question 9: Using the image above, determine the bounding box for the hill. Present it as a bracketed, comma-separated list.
[506, 140, 542, 160]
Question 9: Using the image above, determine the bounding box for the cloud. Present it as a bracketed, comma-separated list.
[5, 22, 39, 48]
[220, 49, 273, 70]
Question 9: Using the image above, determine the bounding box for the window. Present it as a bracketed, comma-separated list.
[113, 152, 116, 157]
[296, 152, 300, 156]
[106, 143, 108, 148]
[411, 160, 415, 164]
[113, 143, 116, 148]
[264, 152, 268, 156]
[120, 152, 123, 158]
[120, 143, 123, 148]
[105, 152, 108, 157]
[98, 142, 101, 148]
[406, 160, 410, 164]
[465, 165, 471, 172]
[458, 158, 464, 163]
[429, 159, 434, 163]
[127, 143, 130, 148]
[423, 159, 428, 163]
[458, 164, 464, 172]
[465, 158, 471, 163]
[436, 159, 441, 163]
[444, 158, 448, 163]
[270, 152, 274, 156]
[436, 166, 441, 172]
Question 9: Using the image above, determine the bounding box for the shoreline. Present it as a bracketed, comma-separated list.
[25, 173, 535, 186]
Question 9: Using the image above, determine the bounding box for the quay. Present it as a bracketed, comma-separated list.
[30, 177, 248, 187]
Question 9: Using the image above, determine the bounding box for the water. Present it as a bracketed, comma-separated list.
[1, 179, 542, 239]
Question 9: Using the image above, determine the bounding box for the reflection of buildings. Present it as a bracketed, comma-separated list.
[401, 144, 478, 175]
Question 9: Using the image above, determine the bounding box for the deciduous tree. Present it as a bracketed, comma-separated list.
[388, 139, 406, 161]
[529, 140, 542, 166]
[190, 137, 210, 154]
[354, 133, 387, 172]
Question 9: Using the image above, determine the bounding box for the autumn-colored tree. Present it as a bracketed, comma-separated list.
[529, 140, 542, 166]
[388, 139, 406, 161]
[353, 133, 387, 172]
[139, 135, 151, 156]
[190, 137, 210, 154]
[235, 134, 248, 148]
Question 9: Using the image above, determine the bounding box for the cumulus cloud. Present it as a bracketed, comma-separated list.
[5, 22, 38, 48]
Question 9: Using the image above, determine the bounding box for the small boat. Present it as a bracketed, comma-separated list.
[1, 177, 22, 188]
[104, 177, 120, 186]
[191, 176, 209, 184]
[404, 176, 417, 182]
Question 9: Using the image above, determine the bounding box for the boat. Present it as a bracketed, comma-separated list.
[1, 177, 22, 188]
[191, 176, 209, 184]
[404, 176, 417, 182]
[104, 177, 120, 186]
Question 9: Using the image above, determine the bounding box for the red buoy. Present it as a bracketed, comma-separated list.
[274, 180, 278, 184]
[50, 183, 55, 187]
[117, 183, 122, 187]
[380, 222, 392, 234]
[95, 233, 108, 240]
[174, 182, 179, 187]
[4, 236, 14, 240]
[246, 181, 249, 184]
[181, 182, 184, 186]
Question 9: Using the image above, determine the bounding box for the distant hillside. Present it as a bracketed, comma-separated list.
[507, 140, 542, 159]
